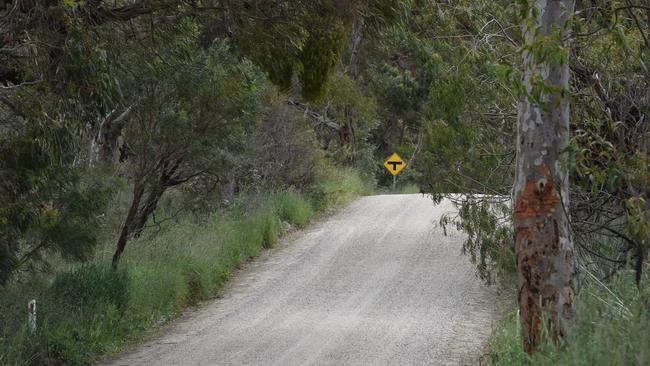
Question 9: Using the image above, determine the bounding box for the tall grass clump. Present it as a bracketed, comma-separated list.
[311, 154, 372, 210]
[397, 182, 420, 194]
[272, 190, 313, 227]
[0, 185, 362, 365]
[0, 265, 131, 365]
[488, 268, 650, 366]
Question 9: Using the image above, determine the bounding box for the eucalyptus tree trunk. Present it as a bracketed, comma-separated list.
[347, 15, 364, 81]
[514, 0, 576, 354]
[89, 105, 132, 166]
[112, 181, 145, 271]
[338, 14, 365, 159]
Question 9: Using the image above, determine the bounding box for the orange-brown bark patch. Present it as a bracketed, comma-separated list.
[514, 165, 561, 220]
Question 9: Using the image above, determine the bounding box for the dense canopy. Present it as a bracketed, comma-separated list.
[0, 0, 648, 364]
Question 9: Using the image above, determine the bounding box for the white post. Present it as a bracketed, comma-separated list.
[28, 299, 36, 334]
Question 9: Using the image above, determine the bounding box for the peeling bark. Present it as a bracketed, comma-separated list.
[89, 105, 133, 166]
[347, 15, 364, 81]
[337, 14, 365, 157]
[514, 0, 577, 354]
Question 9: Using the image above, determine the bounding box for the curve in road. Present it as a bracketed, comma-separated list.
[107, 194, 496, 366]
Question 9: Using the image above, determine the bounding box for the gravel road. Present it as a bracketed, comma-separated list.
[107, 194, 497, 366]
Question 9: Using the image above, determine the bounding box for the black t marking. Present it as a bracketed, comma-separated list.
[387, 161, 403, 171]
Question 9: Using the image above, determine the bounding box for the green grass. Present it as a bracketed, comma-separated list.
[396, 182, 420, 194]
[0, 175, 368, 365]
[311, 159, 372, 210]
[272, 190, 313, 227]
[373, 179, 421, 195]
[488, 268, 650, 365]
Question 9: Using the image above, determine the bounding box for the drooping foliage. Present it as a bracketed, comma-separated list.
[0, 0, 648, 362]
[229, 0, 366, 101]
[110, 27, 267, 267]
[0, 127, 115, 284]
[0, 0, 371, 281]
[384, 0, 650, 289]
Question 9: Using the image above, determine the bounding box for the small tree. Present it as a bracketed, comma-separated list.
[514, 0, 576, 353]
[0, 117, 115, 286]
[111, 38, 265, 269]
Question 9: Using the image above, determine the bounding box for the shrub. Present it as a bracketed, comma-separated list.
[488, 268, 650, 366]
[259, 207, 281, 249]
[250, 96, 319, 191]
[272, 190, 314, 227]
[50, 264, 129, 312]
[311, 151, 372, 209]
[41, 265, 128, 364]
[0, 184, 360, 365]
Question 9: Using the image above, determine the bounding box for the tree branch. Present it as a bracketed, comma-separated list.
[287, 99, 341, 130]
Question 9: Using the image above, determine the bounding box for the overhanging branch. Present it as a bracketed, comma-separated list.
[287, 99, 341, 130]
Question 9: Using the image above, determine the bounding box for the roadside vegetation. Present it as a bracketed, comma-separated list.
[0, 170, 369, 365]
[1, 2, 383, 364]
[1, 0, 648, 365]
[374, 1, 648, 363]
[488, 269, 650, 366]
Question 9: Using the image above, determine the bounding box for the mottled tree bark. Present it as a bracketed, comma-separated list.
[338, 14, 365, 158]
[347, 15, 364, 81]
[89, 105, 132, 166]
[514, 0, 576, 354]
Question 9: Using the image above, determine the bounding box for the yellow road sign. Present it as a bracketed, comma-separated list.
[384, 153, 406, 175]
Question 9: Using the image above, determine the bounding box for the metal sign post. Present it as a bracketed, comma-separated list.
[384, 153, 406, 193]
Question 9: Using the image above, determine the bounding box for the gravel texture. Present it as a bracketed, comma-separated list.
[107, 194, 497, 366]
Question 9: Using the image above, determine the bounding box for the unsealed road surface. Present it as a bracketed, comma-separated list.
[109, 195, 496, 366]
